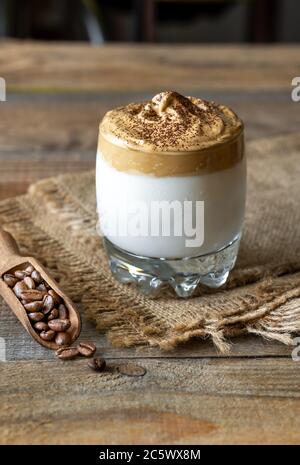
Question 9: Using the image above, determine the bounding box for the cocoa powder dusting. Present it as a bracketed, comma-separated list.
[100, 91, 243, 153]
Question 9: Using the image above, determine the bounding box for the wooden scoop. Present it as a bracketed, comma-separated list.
[0, 228, 81, 349]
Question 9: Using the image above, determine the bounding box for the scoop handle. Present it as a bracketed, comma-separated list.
[0, 228, 21, 260]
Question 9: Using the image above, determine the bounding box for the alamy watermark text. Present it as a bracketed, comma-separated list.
[291, 77, 300, 102]
[0, 77, 6, 101]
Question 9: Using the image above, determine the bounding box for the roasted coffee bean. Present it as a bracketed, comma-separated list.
[117, 363, 146, 377]
[88, 358, 106, 372]
[14, 270, 28, 279]
[55, 346, 67, 355]
[48, 319, 71, 332]
[31, 270, 43, 284]
[3, 273, 18, 287]
[47, 308, 59, 320]
[28, 312, 44, 322]
[37, 283, 47, 292]
[40, 330, 56, 341]
[58, 303, 69, 320]
[25, 265, 35, 274]
[24, 301, 44, 312]
[56, 347, 79, 360]
[55, 332, 71, 346]
[13, 281, 28, 298]
[77, 342, 96, 358]
[48, 289, 61, 305]
[34, 322, 49, 332]
[43, 294, 54, 314]
[20, 289, 45, 301]
[23, 276, 36, 289]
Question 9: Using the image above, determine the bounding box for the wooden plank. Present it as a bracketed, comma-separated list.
[0, 151, 95, 201]
[0, 358, 299, 444]
[0, 41, 299, 92]
[0, 157, 95, 201]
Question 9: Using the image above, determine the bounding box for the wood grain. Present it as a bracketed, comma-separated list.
[1, 41, 300, 92]
[0, 358, 299, 444]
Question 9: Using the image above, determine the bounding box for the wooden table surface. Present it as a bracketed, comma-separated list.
[0, 40, 300, 445]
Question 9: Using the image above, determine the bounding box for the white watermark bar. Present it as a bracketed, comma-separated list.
[291, 337, 300, 361]
[291, 77, 300, 102]
[0, 77, 6, 101]
[0, 337, 6, 361]
[98, 199, 205, 248]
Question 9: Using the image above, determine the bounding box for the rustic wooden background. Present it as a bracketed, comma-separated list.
[0, 41, 300, 444]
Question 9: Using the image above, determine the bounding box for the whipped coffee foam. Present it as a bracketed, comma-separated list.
[99, 91, 244, 177]
[100, 91, 243, 153]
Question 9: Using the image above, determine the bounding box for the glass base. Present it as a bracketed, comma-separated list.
[104, 236, 241, 298]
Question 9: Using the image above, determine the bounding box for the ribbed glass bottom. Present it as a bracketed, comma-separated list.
[104, 235, 241, 298]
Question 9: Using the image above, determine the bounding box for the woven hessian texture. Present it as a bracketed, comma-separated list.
[0, 133, 299, 352]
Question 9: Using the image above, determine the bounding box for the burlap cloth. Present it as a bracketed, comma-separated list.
[1, 133, 300, 352]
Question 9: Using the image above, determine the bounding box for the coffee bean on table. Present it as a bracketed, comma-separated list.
[20, 289, 45, 301]
[48, 319, 71, 332]
[28, 312, 44, 322]
[55, 332, 71, 346]
[24, 301, 44, 312]
[55, 346, 68, 356]
[117, 363, 146, 377]
[47, 308, 59, 320]
[58, 304, 69, 320]
[88, 358, 106, 372]
[23, 276, 36, 289]
[3, 273, 18, 288]
[77, 342, 96, 358]
[34, 322, 49, 332]
[40, 330, 56, 341]
[43, 294, 54, 313]
[31, 270, 43, 284]
[13, 281, 28, 298]
[56, 347, 79, 360]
